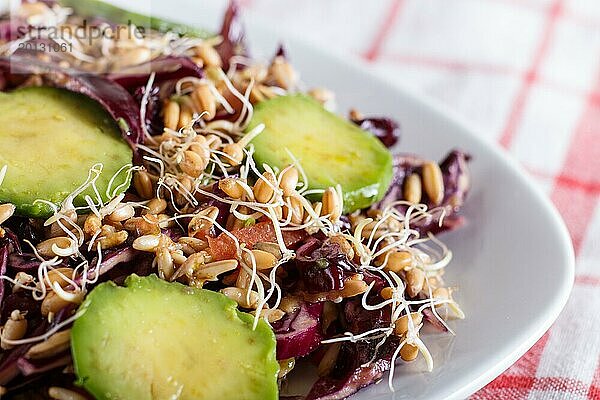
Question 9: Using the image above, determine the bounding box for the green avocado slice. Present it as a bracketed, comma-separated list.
[71, 275, 279, 400]
[0, 87, 133, 218]
[247, 94, 394, 213]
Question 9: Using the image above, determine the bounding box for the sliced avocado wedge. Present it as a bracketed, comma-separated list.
[71, 275, 279, 400]
[0, 87, 133, 218]
[247, 94, 393, 212]
[59, 0, 211, 38]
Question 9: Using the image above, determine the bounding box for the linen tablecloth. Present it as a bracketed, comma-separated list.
[235, 0, 600, 398]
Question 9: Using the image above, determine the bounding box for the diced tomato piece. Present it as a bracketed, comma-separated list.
[207, 236, 237, 261]
[209, 222, 308, 260]
[234, 221, 276, 247]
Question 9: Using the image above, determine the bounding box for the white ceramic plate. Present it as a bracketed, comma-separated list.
[120, 2, 576, 398]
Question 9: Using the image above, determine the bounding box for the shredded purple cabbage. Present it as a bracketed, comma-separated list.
[200, 182, 233, 228]
[91, 247, 139, 278]
[307, 299, 399, 400]
[2, 220, 40, 252]
[0, 19, 24, 42]
[215, 1, 247, 70]
[422, 307, 449, 333]
[8, 253, 56, 272]
[307, 348, 396, 400]
[273, 302, 323, 360]
[133, 83, 162, 135]
[1, 292, 41, 324]
[0, 321, 48, 386]
[294, 239, 359, 294]
[440, 149, 471, 211]
[376, 150, 471, 235]
[17, 354, 71, 377]
[107, 56, 204, 141]
[107, 56, 203, 91]
[0, 243, 8, 308]
[53, 72, 144, 149]
[0, 306, 73, 389]
[94, 249, 155, 286]
[353, 117, 401, 148]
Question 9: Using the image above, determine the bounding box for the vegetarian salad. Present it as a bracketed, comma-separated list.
[0, 1, 471, 399]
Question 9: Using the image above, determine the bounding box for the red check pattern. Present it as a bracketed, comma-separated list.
[238, 0, 600, 397]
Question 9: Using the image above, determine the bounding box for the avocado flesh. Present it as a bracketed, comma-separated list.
[59, 0, 211, 38]
[0, 87, 133, 218]
[247, 94, 394, 213]
[71, 275, 279, 400]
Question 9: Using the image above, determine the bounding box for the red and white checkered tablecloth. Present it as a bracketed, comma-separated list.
[236, 0, 600, 398]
